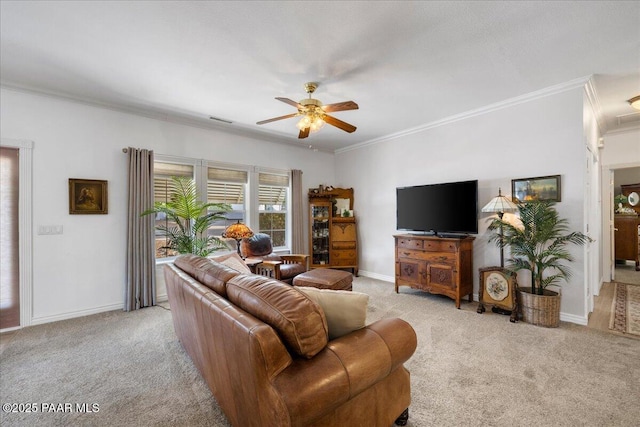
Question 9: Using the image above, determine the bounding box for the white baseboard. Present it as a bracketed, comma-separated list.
[30, 294, 169, 326]
[357, 270, 394, 283]
[31, 302, 123, 326]
[560, 312, 588, 326]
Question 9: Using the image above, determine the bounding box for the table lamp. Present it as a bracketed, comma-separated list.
[482, 188, 518, 267]
[222, 221, 254, 259]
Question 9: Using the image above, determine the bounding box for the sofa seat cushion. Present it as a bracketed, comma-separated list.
[296, 287, 369, 339]
[226, 274, 329, 359]
[174, 254, 240, 297]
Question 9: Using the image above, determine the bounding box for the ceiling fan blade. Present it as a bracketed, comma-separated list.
[322, 101, 359, 113]
[298, 127, 310, 139]
[322, 114, 357, 133]
[256, 113, 299, 125]
[276, 97, 302, 109]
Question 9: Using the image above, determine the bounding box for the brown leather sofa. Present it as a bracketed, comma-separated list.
[165, 254, 417, 427]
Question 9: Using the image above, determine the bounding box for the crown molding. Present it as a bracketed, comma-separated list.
[336, 76, 592, 154]
[583, 76, 607, 134]
[0, 83, 335, 154]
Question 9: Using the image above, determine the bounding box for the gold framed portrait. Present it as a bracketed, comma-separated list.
[477, 267, 518, 322]
[69, 178, 108, 214]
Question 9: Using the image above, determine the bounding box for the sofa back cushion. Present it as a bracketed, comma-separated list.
[174, 254, 240, 297]
[226, 274, 328, 359]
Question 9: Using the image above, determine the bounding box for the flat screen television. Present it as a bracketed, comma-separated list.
[396, 180, 478, 235]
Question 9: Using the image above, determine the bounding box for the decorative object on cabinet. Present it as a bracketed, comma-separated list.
[620, 183, 640, 215]
[69, 178, 108, 214]
[481, 188, 518, 267]
[394, 234, 475, 309]
[511, 175, 561, 203]
[222, 221, 254, 259]
[488, 201, 591, 327]
[477, 267, 518, 322]
[308, 187, 358, 274]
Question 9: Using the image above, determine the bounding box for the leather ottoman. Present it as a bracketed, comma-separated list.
[293, 268, 353, 291]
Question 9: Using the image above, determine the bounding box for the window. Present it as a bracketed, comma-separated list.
[151, 157, 291, 261]
[206, 166, 248, 238]
[153, 162, 194, 259]
[258, 173, 289, 247]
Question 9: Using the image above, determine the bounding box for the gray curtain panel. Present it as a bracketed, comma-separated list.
[291, 169, 305, 254]
[125, 147, 156, 311]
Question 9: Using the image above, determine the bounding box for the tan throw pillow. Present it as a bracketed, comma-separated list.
[210, 252, 252, 274]
[296, 287, 369, 339]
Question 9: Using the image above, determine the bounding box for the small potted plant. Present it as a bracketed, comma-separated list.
[488, 200, 591, 327]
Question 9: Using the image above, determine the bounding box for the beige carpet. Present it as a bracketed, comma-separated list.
[2, 277, 640, 426]
[610, 283, 640, 337]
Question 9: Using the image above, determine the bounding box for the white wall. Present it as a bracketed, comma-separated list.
[0, 88, 335, 325]
[335, 88, 589, 322]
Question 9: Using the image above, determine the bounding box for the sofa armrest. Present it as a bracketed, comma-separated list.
[272, 317, 416, 424]
[280, 254, 309, 270]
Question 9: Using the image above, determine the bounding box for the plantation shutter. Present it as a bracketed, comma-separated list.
[207, 167, 247, 205]
[153, 162, 194, 203]
[259, 173, 288, 206]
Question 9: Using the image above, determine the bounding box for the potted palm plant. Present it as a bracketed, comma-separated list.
[143, 176, 231, 257]
[488, 200, 591, 327]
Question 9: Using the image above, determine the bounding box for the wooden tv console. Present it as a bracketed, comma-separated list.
[394, 234, 475, 309]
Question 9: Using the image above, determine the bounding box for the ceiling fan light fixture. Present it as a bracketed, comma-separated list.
[309, 117, 325, 132]
[296, 115, 311, 130]
[628, 95, 640, 110]
[296, 111, 324, 132]
[258, 82, 358, 139]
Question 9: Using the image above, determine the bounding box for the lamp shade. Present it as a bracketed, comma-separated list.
[223, 221, 254, 240]
[481, 188, 518, 213]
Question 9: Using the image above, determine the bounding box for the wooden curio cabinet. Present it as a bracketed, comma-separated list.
[310, 201, 331, 266]
[308, 187, 358, 274]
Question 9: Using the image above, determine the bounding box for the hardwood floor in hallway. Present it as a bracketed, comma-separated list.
[588, 281, 615, 333]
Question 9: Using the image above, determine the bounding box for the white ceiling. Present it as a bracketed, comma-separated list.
[1, 1, 639, 152]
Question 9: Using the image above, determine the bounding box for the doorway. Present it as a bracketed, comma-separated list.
[0, 139, 33, 332]
[0, 147, 19, 329]
[612, 167, 640, 284]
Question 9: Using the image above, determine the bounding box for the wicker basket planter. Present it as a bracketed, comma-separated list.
[517, 287, 561, 328]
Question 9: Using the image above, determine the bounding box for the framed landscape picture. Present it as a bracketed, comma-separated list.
[511, 175, 561, 203]
[69, 178, 108, 214]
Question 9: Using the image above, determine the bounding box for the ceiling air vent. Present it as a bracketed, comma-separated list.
[616, 112, 640, 126]
[209, 116, 233, 124]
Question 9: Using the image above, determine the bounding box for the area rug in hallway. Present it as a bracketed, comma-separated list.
[610, 283, 640, 337]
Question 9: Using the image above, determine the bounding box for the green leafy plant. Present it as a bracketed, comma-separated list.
[488, 201, 591, 295]
[142, 176, 230, 257]
[614, 194, 627, 206]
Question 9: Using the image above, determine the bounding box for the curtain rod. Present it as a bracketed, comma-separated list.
[122, 148, 129, 153]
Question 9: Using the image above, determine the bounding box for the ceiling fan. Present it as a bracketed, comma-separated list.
[257, 82, 359, 139]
